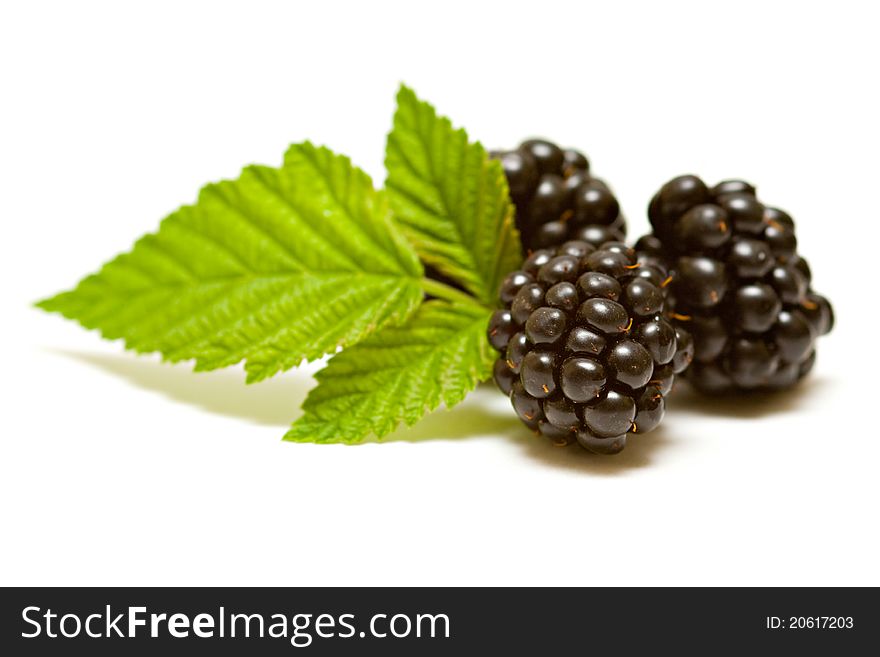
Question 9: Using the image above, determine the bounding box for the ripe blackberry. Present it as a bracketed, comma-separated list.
[640, 175, 834, 393]
[492, 139, 626, 253]
[487, 241, 693, 455]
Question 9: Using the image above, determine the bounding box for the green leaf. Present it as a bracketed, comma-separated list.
[285, 300, 494, 444]
[38, 143, 425, 382]
[385, 84, 520, 307]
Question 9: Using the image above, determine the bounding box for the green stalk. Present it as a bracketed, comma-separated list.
[420, 277, 486, 309]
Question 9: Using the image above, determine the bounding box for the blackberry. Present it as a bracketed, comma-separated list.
[492, 139, 626, 253]
[487, 241, 692, 455]
[640, 175, 834, 394]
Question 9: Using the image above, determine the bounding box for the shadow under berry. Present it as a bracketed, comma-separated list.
[670, 375, 830, 419]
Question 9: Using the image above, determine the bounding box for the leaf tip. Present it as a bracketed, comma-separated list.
[244, 368, 269, 385]
[191, 360, 217, 374]
[34, 292, 68, 314]
[396, 82, 415, 101]
[34, 297, 54, 311]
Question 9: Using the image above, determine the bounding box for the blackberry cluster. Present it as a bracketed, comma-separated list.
[641, 175, 834, 393]
[492, 139, 626, 253]
[487, 240, 694, 454]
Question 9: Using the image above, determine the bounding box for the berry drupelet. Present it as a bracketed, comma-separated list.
[487, 240, 694, 455]
[639, 175, 834, 394]
[491, 139, 627, 253]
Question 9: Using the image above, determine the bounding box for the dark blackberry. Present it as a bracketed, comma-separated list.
[493, 358, 517, 395]
[493, 139, 626, 253]
[487, 309, 517, 351]
[641, 174, 833, 393]
[520, 349, 558, 398]
[711, 179, 757, 199]
[487, 241, 692, 455]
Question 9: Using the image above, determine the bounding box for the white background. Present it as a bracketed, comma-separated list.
[2, 0, 878, 586]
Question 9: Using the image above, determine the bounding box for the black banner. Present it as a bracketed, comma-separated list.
[1, 587, 876, 654]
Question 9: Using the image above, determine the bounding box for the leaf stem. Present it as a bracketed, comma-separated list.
[420, 277, 485, 309]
